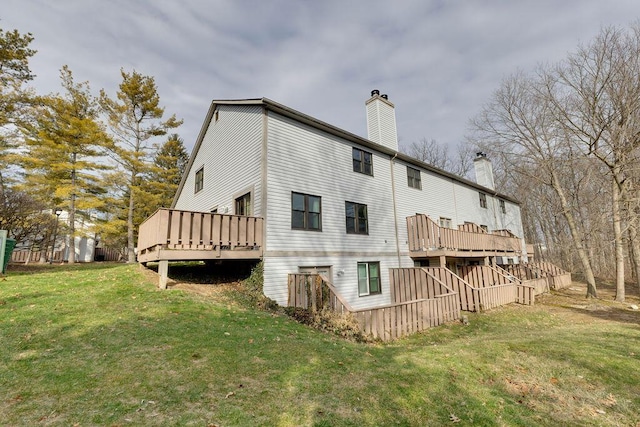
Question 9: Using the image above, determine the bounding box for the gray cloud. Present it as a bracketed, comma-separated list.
[2, 0, 639, 154]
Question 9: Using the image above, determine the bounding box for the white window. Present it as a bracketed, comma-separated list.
[358, 262, 381, 296]
[194, 167, 204, 193]
[439, 217, 452, 228]
[479, 192, 487, 209]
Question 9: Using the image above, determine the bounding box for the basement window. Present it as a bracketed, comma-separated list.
[358, 261, 381, 296]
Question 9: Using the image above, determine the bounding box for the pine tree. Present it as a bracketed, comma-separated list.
[150, 133, 189, 208]
[21, 66, 111, 263]
[0, 26, 37, 192]
[99, 69, 182, 263]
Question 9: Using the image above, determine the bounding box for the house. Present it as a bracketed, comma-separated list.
[137, 91, 569, 339]
[10, 210, 120, 264]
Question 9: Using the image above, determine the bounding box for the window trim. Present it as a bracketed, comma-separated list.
[235, 192, 251, 216]
[345, 201, 369, 235]
[358, 261, 381, 296]
[407, 166, 422, 190]
[479, 192, 488, 209]
[439, 217, 452, 229]
[194, 166, 204, 193]
[352, 147, 373, 176]
[291, 192, 322, 231]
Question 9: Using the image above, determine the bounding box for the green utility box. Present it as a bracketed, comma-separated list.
[2, 238, 16, 273]
[1, 230, 16, 274]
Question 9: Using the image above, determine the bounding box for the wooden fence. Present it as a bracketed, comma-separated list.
[530, 262, 572, 289]
[287, 271, 460, 341]
[407, 214, 523, 254]
[500, 262, 571, 291]
[424, 266, 534, 311]
[11, 248, 121, 263]
[11, 250, 63, 263]
[137, 208, 264, 263]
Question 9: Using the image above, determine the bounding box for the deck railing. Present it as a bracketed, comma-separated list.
[407, 214, 523, 255]
[500, 262, 571, 291]
[530, 261, 572, 289]
[423, 266, 534, 311]
[287, 272, 460, 341]
[137, 208, 264, 262]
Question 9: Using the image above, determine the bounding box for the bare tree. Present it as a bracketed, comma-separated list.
[402, 138, 473, 177]
[547, 25, 640, 301]
[471, 71, 598, 298]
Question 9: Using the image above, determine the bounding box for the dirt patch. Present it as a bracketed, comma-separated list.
[538, 281, 640, 325]
[169, 281, 243, 297]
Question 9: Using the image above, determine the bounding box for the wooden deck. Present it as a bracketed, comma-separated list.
[137, 208, 264, 263]
[407, 214, 523, 258]
[137, 208, 264, 288]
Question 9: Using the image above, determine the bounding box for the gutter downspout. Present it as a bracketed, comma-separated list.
[390, 153, 402, 266]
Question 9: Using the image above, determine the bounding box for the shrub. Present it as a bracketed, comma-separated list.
[284, 306, 370, 342]
[236, 262, 279, 311]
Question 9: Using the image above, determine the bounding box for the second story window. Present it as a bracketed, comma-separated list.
[291, 192, 322, 231]
[346, 201, 368, 234]
[479, 192, 487, 209]
[195, 167, 204, 193]
[499, 199, 506, 214]
[235, 192, 251, 216]
[352, 147, 373, 176]
[407, 166, 422, 189]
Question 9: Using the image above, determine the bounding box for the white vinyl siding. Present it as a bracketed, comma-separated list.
[393, 158, 525, 252]
[173, 105, 263, 215]
[263, 111, 398, 308]
[265, 111, 397, 253]
[263, 255, 394, 309]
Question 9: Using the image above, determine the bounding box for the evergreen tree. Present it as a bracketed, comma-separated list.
[99, 69, 182, 263]
[0, 26, 37, 192]
[21, 66, 111, 263]
[150, 133, 188, 208]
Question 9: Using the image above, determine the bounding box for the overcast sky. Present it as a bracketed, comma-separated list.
[3, 1, 639, 154]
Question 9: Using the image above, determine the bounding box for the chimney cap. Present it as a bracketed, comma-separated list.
[381, 94, 388, 100]
[371, 89, 380, 97]
[476, 151, 487, 158]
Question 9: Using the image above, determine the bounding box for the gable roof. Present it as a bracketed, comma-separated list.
[172, 98, 519, 208]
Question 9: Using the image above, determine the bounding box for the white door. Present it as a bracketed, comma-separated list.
[299, 266, 333, 283]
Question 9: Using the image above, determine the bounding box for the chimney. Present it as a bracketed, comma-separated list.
[473, 152, 495, 190]
[366, 89, 398, 151]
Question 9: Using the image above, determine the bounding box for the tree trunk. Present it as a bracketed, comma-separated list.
[611, 178, 625, 301]
[68, 155, 77, 264]
[551, 170, 597, 298]
[127, 171, 136, 263]
[629, 224, 640, 295]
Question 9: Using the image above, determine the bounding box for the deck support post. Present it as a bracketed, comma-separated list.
[158, 260, 168, 290]
[439, 255, 446, 268]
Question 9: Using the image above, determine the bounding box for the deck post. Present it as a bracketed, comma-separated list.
[439, 255, 446, 268]
[158, 260, 169, 290]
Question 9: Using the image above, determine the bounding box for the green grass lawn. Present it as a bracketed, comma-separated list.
[1, 263, 639, 426]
